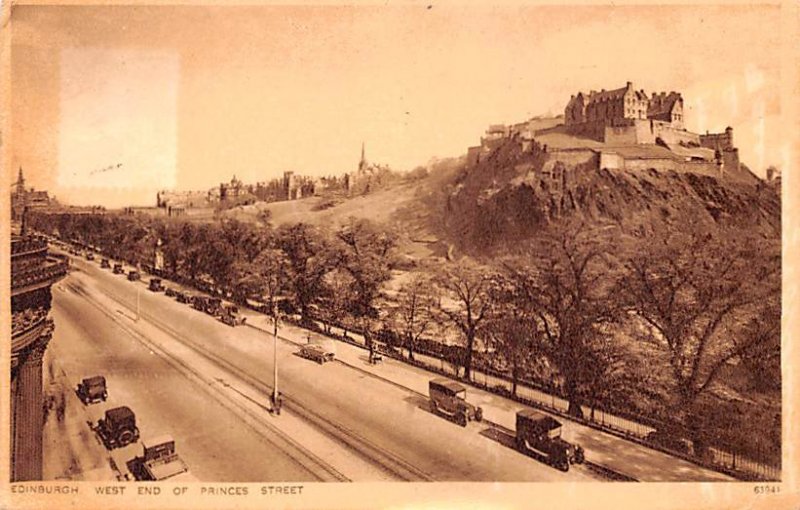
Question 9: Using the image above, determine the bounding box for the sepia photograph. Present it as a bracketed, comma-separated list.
[3, 1, 797, 509]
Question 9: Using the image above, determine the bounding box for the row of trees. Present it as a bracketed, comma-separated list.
[386, 221, 780, 457]
[31, 211, 780, 457]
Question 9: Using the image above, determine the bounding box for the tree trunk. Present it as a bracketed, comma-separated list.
[511, 366, 518, 397]
[464, 329, 475, 380]
[565, 378, 584, 419]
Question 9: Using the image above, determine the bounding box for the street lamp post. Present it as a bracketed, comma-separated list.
[272, 301, 281, 415]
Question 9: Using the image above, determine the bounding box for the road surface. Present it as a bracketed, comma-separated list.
[46, 254, 602, 481]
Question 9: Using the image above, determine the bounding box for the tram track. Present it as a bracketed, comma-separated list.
[63, 280, 350, 482]
[76, 277, 434, 482]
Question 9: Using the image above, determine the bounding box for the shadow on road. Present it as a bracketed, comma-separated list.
[479, 424, 517, 450]
[403, 394, 433, 414]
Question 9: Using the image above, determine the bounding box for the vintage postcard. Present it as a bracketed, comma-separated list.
[2, 1, 798, 509]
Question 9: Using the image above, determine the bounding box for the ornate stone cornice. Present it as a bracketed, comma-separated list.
[11, 318, 53, 368]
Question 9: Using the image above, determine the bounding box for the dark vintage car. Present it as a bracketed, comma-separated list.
[205, 297, 223, 317]
[192, 295, 209, 311]
[113, 263, 124, 274]
[176, 291, 191, 304]
[100, 258, 111, 269]
[514, 409, 585, 471]
[127, 270, 141, 282]
[428, 378, 483, 427]
[165, 287, 177, 297]
[96, 406, 140, 449]
[148, 278, 165, 292]
[86, 252, 95, 261]
[77, 375, 107, 404]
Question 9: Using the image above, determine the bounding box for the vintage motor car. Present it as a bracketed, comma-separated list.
[77, 375, 108, 404]
[428, 378, 483, 426]
[100, 258, 111, 269]
[220, 305, 246, 326]
[514, 409, 585, 471]
[205, 297, 223, 316]
[176, 291, 191, 304]
[127, 270, 141, 281]
[148, 278, 165, 292]
[192, 295, 209, 311]
[136, 435, 189, 481]
[298, 336, 336, 364]
[96, 406, 140, 449]
[113, 263, 124, 274]
[165, 287, 177, 297]
[86, 252, 95, 261]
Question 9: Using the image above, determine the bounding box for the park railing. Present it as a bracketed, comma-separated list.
[302, 319, 781, 482]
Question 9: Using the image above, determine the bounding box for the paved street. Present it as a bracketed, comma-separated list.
[45, 251, 732, 482]
[243, 317, 734, 482]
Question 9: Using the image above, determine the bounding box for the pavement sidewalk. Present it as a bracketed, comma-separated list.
[242, 312, 732, 482]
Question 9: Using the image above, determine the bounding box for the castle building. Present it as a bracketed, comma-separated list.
[565, 82, 681, 128]
[464, 82, 751, 183]
[10, 231, 68, 480]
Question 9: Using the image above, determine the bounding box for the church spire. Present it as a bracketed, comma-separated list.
[359, 142, 367, 172]
[15, 167, 25, 195]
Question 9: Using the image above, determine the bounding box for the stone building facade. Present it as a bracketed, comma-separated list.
[10, 233, 68, 481]
[12, 168, 52, 222]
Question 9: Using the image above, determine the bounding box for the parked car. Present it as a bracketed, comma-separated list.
[428, 378, 483, 426]
[176, 291, 191, 304]
[165, 287, 176, 297]
[86, 252, 95, 261]
[148, 278, 165, 292]
[128, 270, 141, 282]
[113, 263, 124, 274]
[220, 305, 246, 326]
[76, 375, 107, 404]
[137, 435, 189, 481]
[96, 406, 140, 449]
[100, 258, 111, 269]
[192, 295, 209, 312]
[205, 297, 223, 316]
[514, 409, 584, 471]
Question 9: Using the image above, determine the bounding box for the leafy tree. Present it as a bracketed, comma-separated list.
[318, 269, 357, 336]
[275, 223, 335, 324]
[239, 247, 291, 314]
[334, 218, 396, 342]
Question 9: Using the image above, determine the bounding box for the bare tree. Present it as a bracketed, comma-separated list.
[435, 260, 495, 380]
[505, 222, 623, 418]
[623, 228, 780, 450]
[392, 273, 438, 361]
[485, 275, 544, 396]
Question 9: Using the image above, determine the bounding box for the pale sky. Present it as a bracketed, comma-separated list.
[10, 3, 789, 207]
